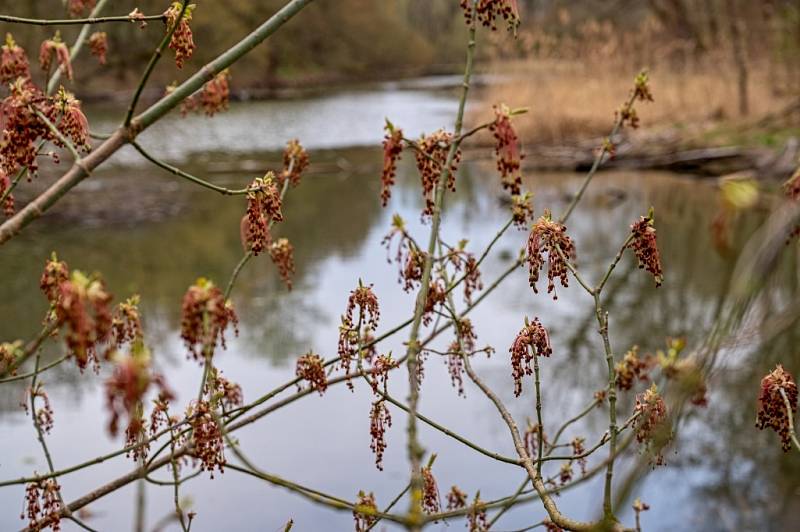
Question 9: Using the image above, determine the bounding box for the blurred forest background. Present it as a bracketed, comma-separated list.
[3, 0, 800, 146]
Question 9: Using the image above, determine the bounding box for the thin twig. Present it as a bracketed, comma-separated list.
[0, 13, 164, 26]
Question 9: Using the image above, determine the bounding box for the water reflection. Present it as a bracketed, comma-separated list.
[0, 117, 798, 530]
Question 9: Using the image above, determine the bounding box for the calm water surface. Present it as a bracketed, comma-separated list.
[0, 82, 798, 531]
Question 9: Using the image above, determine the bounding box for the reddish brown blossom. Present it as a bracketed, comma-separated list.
[461, 0, 521, 32]
[39, 33, 72, 80]
[50, 86, 90, 152]
[0, 340, 22, 375]
[338, 283, 381, 382]
[571, 436, 588, 476]
[628, 212, 663, 286]
[205, 368, 243, 410]
[527, 211, 576, 299]
[544, 519, 564, 532]
[105, 342, 171, 438]
[164, 2, 196, 69]
[182, 70, 230, 116]
[615, 346, 653, 391]
[1, 33, 30, 84]
[446, 485, 468, 510]
[382, 215, 425, 292]
[242, 173, 283, 255]
[422, 279, 447, 326]
[491, 104, 523, 194]
[444, 242, 483, 304]
[367, 353, 397, 395]
[381, 122, 403, 206]
[617, 71, 654, 130]
[369, 400, 391, 470]
[415, 129, 461, 219]
[128, 8, 148, 28]
[54, 270, 113, 371]
[511, 193, 534, 229]
[467, 493, 489, 532]
[68, 0, 96, 16]
[21, 478, 62, 531]
[39, 254, 69, 307]
[633, 384, 669, 464]
[1, 171, 15, 217]
[295, 352, 328, 395]
[280, 139, 310, 188]
[269, 237, 295, 290]
[180, 278, 238, 361]
[421, 465, 441, 514]
[188, 400, 225, 476]
[88, 31, 108, 65]
[523, 419, 547, 459]
[353, 491, 377, 532]
[510, 318, 552, 396]
[111, 295, 143, 348]
[24, 383, 55, 434]
[0, 78, 52, 175]
[756, 364, 798, 452]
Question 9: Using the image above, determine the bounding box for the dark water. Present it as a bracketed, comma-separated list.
[0, 86, 798, 532]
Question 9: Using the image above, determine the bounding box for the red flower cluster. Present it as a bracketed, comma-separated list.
[628, 213, 663, 286]
[353, 491, 377, 532]
[467, 493, 489, 532]
[367, 353, 397, 395]
[511, 193, 534, 229]
[269, 237, 295, 290]
[338, 283, 381, 379]
[527, 212, 576, 299]
[461, 0, 520, 31]
[51, 87, 91, 152]
[510, 318, 552, 396]
[23, 383, 55, 434]
[164, 2, 196, 69]
[422, 465, 441, 514]
[179, 278, 239, 361]
[281, 139, 310, 188]
[617, 71, 654, 130]
[184, 70, 230, 116]
[1, 33, 30, 84]
[105, 342, 171, 441]
[633, 384, 669, 464]
[448, 245, 483, 304]
[295, 352, 328, 395]
[491, 104, 523, 194]
[571, 436, 587, 476]
[50, 269, 114, 371]
[88, 32, 107, 65]
[382, 215, 425, 292]
[110, 295, 143, 348]
[188, 400, 226, 476]
[415, 129, 461, 219]
[0, 171, 13, 217]
[205, 368, 243, 410]
[68, 0, 96, 17]
[615, 346, 653, 391]
[242, 173, 283, 255]
[381, 122, 403, 206]
[446, 485, 468, 510]
[1, 79, 52, 176]
[39, 33, 72, 80]
[22, 478, 62, 532]
[369, 399, 392, 470]
[422, 279, 447, 326]
[523, 419, 547, 458]
[756, 364, 798, 452]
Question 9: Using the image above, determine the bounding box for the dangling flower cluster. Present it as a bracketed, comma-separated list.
[1, 33, 30, 84]
[615, 346, 653, 391]
[467, 493, 489, 532]
[68, 0, 96, 16]
[633, 384, 669, 464]
[88, 32, 108, 65]
[281, 139, 310, 188]
[571, 437, 587, 476]
[123, 404, 149, 462]
[756, 364, 798, 452]
[460, 0, 521, 32]
[179, 278, 239, 361]
[380, 121, 403, 206]
[558, 463, 573, 486]
[446, 485, 468, 510]
[1, 79, 52, 175]
[510, 318, 552, 396]
[446, 318, 480, 396]
[52, 270, 113, 371]
[105, 341, 171, 439]
[21, 478, 62, 532]
[523, 419, 547, 458]
[658, 341, 708, 407]
[422, 279, 447, 326]
[111, 295, 143, 347]
[39, 32, 72, 80]
[627, 212, 663, 286]
[269, 238, 295, 290]
[368, 353, 397, 395]
[415, 130, 461, 219]
[382, 215, 425, 292]
[369, 399, 392, 470]
[444, 242, 483, 304]
[353, 491, 377, 532]
[164, 2, 196, 69]
[24, 383, 55, 434]
[421, 465, 441, 514]
[40, 254, 70, 305]
[50, 87, 91, 152]
[184, 70, 231, 116]
[527, 211, 576, 299]
[491, 104, 523, 194]
[205, 368, 243, 410]
[0, 171, 14, 217]
[187, 400, 225, 476]
[511, 193, 534, 229]
[617, 71, 655, 130]
[242, 172, 283, 255]
[337, 283, 380, 380]
[128, 8, 148, 28]
[295, 352, 328, 395]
